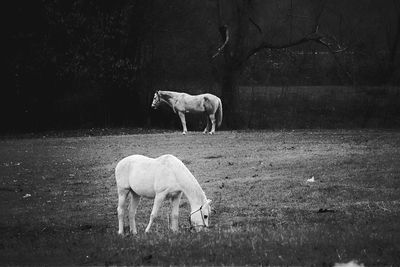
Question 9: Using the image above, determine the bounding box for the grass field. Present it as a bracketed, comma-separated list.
[1, 130, 400, 265]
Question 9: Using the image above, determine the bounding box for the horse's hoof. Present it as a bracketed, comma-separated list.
[182, 132, 187, 135]
[170, 227, 179, 232]
[118, 232, 126, 237]
[209, 132, 215, 135]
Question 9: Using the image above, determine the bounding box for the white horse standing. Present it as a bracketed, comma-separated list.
[115, 154, 212, 235]
[151, 90, 223, 135]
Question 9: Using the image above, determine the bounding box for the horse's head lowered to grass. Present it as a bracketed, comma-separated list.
[190, 199, 212, 231]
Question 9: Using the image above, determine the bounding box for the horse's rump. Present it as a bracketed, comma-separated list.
[203, 94, 222, 127]
[202, 96, 214, 114]
[201, 94, 218, 112]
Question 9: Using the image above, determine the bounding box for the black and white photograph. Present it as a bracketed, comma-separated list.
[1, 0, 400, 265]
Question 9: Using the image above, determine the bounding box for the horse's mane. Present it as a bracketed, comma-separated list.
[158, 91, 176, 100]
[165, 155, 207, 204]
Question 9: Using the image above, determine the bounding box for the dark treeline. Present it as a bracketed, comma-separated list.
[3, 0, 400, 133]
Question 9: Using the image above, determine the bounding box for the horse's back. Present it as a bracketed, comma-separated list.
[155, 154, 187, 171]
[164, 91, 220, 103]
[202, 93, 219, 100]
[115, 155, 151, 177]
[155, 154, 180, 164]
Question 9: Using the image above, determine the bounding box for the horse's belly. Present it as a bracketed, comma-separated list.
[128, 176, 156, 198]
[183, 98, 206, 113]
[185, 106, 205, 113]
[131, 188, 156, 198]
[128, 168, 178, 198]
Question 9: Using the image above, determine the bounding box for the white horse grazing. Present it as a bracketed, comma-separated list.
[115, 154, 212, 235]
[151, 90, 223, 135]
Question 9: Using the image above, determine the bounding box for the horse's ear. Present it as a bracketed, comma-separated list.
[204, 199, 212, 208]
[211, 207, 217, 215]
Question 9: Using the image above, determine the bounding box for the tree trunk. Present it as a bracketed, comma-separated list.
[221, 64, 241, 128]
[388, 10, 400, 83]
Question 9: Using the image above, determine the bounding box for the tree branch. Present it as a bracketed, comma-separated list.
[249, 17, 262, 34]
[212, 1, 345, 64]
[244, 25, 346, 62]
[212, 25, 230, 59]
[313, 0, 327, 30]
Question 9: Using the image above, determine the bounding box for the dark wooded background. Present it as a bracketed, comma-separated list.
[3, 0, 400, 133]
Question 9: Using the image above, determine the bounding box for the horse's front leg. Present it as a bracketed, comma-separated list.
[178, 111, 188, 135]
[145, 191, 168, 233]
[170, 192, 183, 232]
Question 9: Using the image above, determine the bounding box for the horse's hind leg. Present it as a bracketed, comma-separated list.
[117, 187, 130, 235]
[203, 114, 211, 134]
[128, 191, 140, 234]
[178, 112, 188, 135]
[209, 113, 216, 134]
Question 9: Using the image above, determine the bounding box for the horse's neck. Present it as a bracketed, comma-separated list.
[176, 168, 207, 211]
[159, 91, 175, 101]
[158, 91, 179, 112]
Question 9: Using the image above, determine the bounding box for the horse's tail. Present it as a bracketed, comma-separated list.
[216, 98, 223, 127]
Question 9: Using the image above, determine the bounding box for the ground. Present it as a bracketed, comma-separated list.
[0, 130, 399, 265]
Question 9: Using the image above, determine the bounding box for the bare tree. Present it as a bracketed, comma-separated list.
[212, 0, 344, 127]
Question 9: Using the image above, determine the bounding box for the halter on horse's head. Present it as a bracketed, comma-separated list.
[189, 199, 212, 231]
